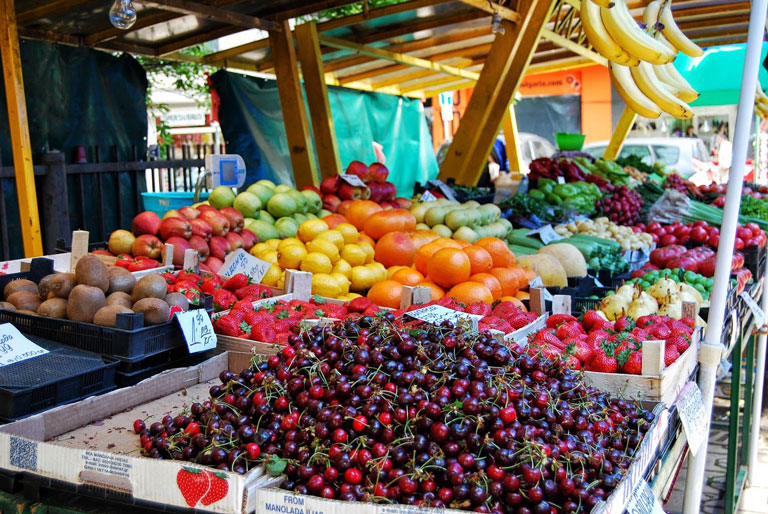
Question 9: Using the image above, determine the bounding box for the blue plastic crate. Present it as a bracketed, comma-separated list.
[141, 192, 209, 217]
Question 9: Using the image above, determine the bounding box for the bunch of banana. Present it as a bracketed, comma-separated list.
[582, 0, 703, 120]
[756, 86, 768, 120]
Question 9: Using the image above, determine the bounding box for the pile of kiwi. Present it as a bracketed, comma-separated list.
[0, 255, 191, 327]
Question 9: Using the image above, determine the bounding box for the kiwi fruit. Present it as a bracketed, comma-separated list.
[66, 285, 106, 323]
[37, 298, 69, 318]
[165, 292, 190, 311]
[50, 273, 77, 298]
[133, 298, 170, 326]
[132, 274, 168, 302]
[93, 305, 133, 327]
[37, 274, 55, 300]
[17, 310, 38, 315]
[106, 291, 133, 308]
[0, 301, 16, 311]
[75, 255, 110, 293]
[7, 291, 42, 312]
[107, 267, 136, 294]
[3, 279, 38, 299]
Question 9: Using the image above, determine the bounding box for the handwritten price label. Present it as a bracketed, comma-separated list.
[176, 309, 217, 354]
[740, 291, 766, 327]
[219, 249, 270, 283]
[339, 174, 367, 188]
[625, 480, 664, 514]
[676, 381, 708, 456]
[527, 225, 563, 245]
[420, 191, 438, 202]
[0, 323, 49, 367]
[406, 305, 483, 330]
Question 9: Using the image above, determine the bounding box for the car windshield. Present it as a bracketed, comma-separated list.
[651, 145, 680, 165]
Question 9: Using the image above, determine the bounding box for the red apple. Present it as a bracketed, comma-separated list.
[198, 210, 230, 237]
[159, 216, 192, 240]
[320, 176, 341, 195]
[165, 236, 192, 266]
[368, 163, 389, 182]
[199, 262, 211, 272]
[323, 194, 341, 212]
[188, 235, 210, 259]
[337, 200, 353, 215]
[393, 197, 412, 209]
[220, 206, 244, 233]
[132, 234, 164, 259]
[346, 160, 369, 180]
[162, 209, 182, 220]
[205, 256, 223, 274]
[197, 205, 217, 213]
[179, 206, 200, 220]
[108, 229, 135, 255]
[301, 185, 321, 194]
[190, 218, 213, 241]
[209, 235, 229, 261]
[239, 229, 258, 250]
[91, 249, 114, 257]
[225, 231, 245, 252]
[338, 183, 364, 201]
[368, 181, 384, 203]
[381, 182, 397, 201]
[132, 211, 161, 236]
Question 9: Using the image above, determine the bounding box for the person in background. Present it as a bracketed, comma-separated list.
[672, 128, 683, 137]
[478, 135, 509, 187]
[686, 125, 697, 138]
[715, 127, 732, 184]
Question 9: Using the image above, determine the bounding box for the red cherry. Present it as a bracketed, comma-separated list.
[246, 442, 261, 460]
[352, 415, 367, 432]
[344, 468, 362, 484]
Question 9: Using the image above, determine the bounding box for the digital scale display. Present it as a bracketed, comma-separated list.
[204, 154, 246, 188]
[220, 160, 237, 185]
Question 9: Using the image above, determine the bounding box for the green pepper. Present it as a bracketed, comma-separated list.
[537, 178, 556, 192]
[546, 192, 563, 205]
[529, 189, 546, 201]
[554, 183, 578, 198]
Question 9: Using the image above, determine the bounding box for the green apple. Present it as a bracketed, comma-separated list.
[274, 184, 294, 194]
[233, 192, 262, 218]
[257, 210, 275, 224]
[292, 212, 309, 225]
[256, 179, 276, 189]
[432, 224, 452, 238]
[267, 192, 297, 218]
[445, 209, 470, 231]
[275, 217, 299, 239]
[300, 189, 322, 214]
[318, 209, 332, 218]
[287, 190, 308, 214]
[208, 186, 236, 209]
[246, 183, 275, 206]
[453, 226, 478, 243]
[245, 219, 279, 241]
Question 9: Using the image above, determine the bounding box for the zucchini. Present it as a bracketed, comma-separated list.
[507, 229, 544, 249]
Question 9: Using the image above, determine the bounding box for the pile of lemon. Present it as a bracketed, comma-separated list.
[249, 219, 387, 300]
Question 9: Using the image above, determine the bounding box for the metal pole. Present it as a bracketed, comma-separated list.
[748, 254, 768, 484]
[683, 3, 768, 512]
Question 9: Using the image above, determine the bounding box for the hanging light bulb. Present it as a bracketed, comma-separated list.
[491, 13, 504, 35]
[109, 0, 137, 30]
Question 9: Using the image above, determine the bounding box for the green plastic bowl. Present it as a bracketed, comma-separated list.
[554, 132, 586, 151]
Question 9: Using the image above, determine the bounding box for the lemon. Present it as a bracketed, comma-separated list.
[367, 262, 387, 282]
[387, 265, 408, 279]
[306, 238, 340, 263]
[277, 270, 286, 289]
[298, 219, 329, 242]
[278, 244, 307, 269]
[357, 240, 375, 263]
[301, 252, 333, 274]
[341, 292, 362, 301]
[250, 242, 270, 257]
[316, 230, 345, 251]
[340, 244, 367, 267]
[261, 263, 281, 286]
[264, 239, 280, 250]
[277, 238, 305, 251]
[332, 259, 352, 278]
[259, 249, 278, 263]
[312, 273, 342, 298]
[331, 272, 350, 295]
[350, 265, 377, 292]
[335, 223, 359, 244]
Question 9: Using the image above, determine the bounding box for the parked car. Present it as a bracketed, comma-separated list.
[582, 137, 711, 178]
[436, 133, 555, 174]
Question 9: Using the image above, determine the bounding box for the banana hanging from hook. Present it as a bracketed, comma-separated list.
[609, 63, 662, 119]
[642, 1, 679, 56]
[659, 2, 704, 57]
[630, 61, 693, 118]
[654, 64, 699, 103]
[601, 0, 676, 64]
[581, 0, 638, 65]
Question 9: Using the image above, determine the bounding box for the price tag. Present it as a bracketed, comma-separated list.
[556, 177, 566, 184]
[339, 174, 367, 188]
[406, 305, 483, 330]
[219, 249, 270, 283]
[527, 225, 564, 245]
[625, 480, 664, 514]
[740, 291, 766, 327]
[420, 191, 438, 202]
[176, 309, 217, 353]
[427, 179, 457, 201]
[0, 324, 49, 367]
[676, 382, 708, 456]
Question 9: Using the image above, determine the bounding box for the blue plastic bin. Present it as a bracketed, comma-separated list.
[141, 192, 209, 217]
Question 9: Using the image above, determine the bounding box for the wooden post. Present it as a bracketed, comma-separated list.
[295, 22, 341, 180]
[40, 151, 71, 254]
[437, 0, 554, 185]
[603, 107, 636, 160]
[502, 103, 525, 176]
[270, 20, 319, 188]
[0, 0, 43, 257]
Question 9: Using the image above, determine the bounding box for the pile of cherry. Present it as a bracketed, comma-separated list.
[134, 315, 655, 513]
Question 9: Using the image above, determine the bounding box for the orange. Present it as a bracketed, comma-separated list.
[489, 267, 520, 297]
[408, 229, 440, 249]
[475, 237, 515, 268]
[447, 282, 494, 305]
[367, 280, 403, 309]
[428, 248, 471, 289]
[387, 265, 408, 279]
[358, 232, 376, 247]
[515, 290, 530, 300]
[463, 246, 494, 275]
[416, 280, 445, 301]
[375, 231, 417, 268]
[363, 209, 417, 240]
[469, 273, 503, 300]
[337, 200, 353, 216]
[414, 238, 462, 276]
[321, 213, 348, 229]
[390, 267, 425, 286]
[346, 200, 383, 231]
[508, 267, 530, 290]
[454, 240, 471, 248]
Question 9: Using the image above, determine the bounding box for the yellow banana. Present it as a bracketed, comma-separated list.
[601, 0, 676, 64]
[642, 1, 661, 26]
[631, 61, 693, 118]
[654, 64, 699, 102]
[609, 63, 662, 119]
[581, 0, 638, 65]
[590, 0, 614, 7]
[660, 5, 704, 57]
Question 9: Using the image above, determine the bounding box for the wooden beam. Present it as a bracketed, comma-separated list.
[85, 11, 178, 45]
[316, 0, 448, 32]
[420, 79, 477, 97]
[603, 107, 636, 160]
[540, 28, 607, 66]
[502, 104, 524, 175]
[141, 0, 280, 31]
[457, 0, 521, 22]
[17, 26, 81, 45]
[355, 10, 486, 44]
[0, 0, 43, 256]
[270, 0, 358, 21]
[16, 0, 93, 23]
[156, 24, 242, 55]
[295, 22, 341, 179]
[269, 20, 318, 188]
[204, 39, 269, 64]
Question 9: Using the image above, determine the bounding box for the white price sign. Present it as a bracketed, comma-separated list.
[219, 249, 270, 283]
[0, 323, 49, 367]
[427, 180, 457, 201]
[527, 225, 564, 245]
[339, 174, 367, 188]
[406, 305, 483, 330]
[676, 381, 708, 456]
[420, 191, 438, 202]
[740, 291, 766, 327]
[625, 480, 665, 514]
[176, 309, 217, 353]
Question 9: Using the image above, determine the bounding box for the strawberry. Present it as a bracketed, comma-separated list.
[546, 313, 577, 329]
[201, 470, 229, 506]
[565, 354, 581, 369]
[227, 309, 246, 324]
[569, 339, 594, 364]
[635, 314, 661, 329]
[586, 329, 610, 350]
[680, 317, 695, 329]
[664, 345, 680, 366]
[649, 324, 672, 339]
[509, 313, 532, 329]
[273, 319, 292, 334]
[232, 299, 254, 313]
[175, 271, 201, 284]
[348, 297, 373, 313]
[235, 284, 273, 300]
[493, 301, 523, 319]
[466, 302, 492, 316]
[363, 305, 382, 316]
[582, 310, 605, 331]
[251, 324, 276, 342]
[669, 319, 694, 336]
[666, 335, 690, 354]
[222, 273, 249, 291]
[322, 303, 348, 319]
[243, 310, 268, 327]
[200, 277, 220, 295]
[585, 351, 618, 373]
[556, 321, 584, 340]
[176, 468, 211, 507]
[534, 329, 564, 349]
[214, 316, 239, 337]
[212, 289, 237, 312]
[274, 331, 291, 343]
[526, 342, 561, 360]
[614, 316, 634, 332]
[632, 327, 649, 341]
[621, 351, 643, 375]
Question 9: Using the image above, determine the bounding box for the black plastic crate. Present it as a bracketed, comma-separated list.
[0, 338, 118, 420]
[0, 258, 55, 295]
[445, 178, 495, 203]
[54, 238, 108, 254]
[115, 343, 202, 371]
[743, 244, 767, 279]
[115, 351, 211, 387]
